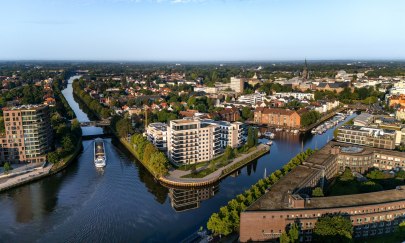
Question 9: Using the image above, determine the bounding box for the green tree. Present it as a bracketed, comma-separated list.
[313, 215, 353, 243]
[62, 136, 75, 154]
[312, 187, 324, 197]
[360, 181, 383, 193]
[280, 232, 290, 243]
[3, 162, 12, 174]
[247, 127, 255, 148]
[241, 107, 252, 121]
[300, 110, 321, 127]
[47, 151, 60, 164]
[224, 146, 235, 160]
[288, 223, 299, 243]
[395, 221, 405, 240]
[366, 169, 387, 180]
[116, 118, 134, 138]
[340, 167, 354, 182]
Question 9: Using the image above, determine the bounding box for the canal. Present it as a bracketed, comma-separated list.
[0, 75, 356, 242]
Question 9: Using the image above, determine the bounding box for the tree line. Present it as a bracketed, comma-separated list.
[72, 79, 111, 119]
[206, 149, 314, 236]
[129, 134, 169, 178]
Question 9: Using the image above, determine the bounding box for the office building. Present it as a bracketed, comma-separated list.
[336, 125, 397, 150]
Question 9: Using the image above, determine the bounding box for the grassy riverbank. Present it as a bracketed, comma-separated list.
[50, 137, 83, 174]
[181, 146, 269, 179]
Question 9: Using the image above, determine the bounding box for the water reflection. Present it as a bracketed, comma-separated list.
[168, 183, 219, 212]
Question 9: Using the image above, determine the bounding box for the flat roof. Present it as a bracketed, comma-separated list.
[247, 141, 405, 211]
[171, 119, 199, 124]
[3, 104, 47, 111]
[305, 187, 405, 209]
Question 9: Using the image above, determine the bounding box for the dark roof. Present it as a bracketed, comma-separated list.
[318, 82, 349, 88]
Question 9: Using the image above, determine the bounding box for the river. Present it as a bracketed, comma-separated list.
[0, 75, 356, 242]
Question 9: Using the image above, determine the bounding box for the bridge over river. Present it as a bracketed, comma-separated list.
[79, 119, 111, 127]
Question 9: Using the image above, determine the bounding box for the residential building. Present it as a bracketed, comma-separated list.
[166, 119, 245, 165]
[389, 95, 405, 107]
[336, 125, 397, 150]
[202, 120, 245, 149]
[313, 100, 340, 114]
[146, 122, 168, 151]
[167, 119, 221, 165]
[216, 107, 240, 122]
[254, 108, 304, 129]
[230, 77, 244, 93]
[274, 92, 314, 101]
[238, 92, 265, 105]
[395, 107, 405, 120]
[0, 105, 53, 163]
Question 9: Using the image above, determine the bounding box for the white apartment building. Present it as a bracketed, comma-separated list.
[146, 122, 168, 151]
[230, 77, 244, 93]
[167, 119, 221, 165]
[274, 92, 314, 101]
[202, 120, 245, 149]
[313, 100, 340, 114]
[238, 92, 266, 105]
[167, 119, 245, 165]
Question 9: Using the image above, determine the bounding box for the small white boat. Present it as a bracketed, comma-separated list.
[264, 131, 275, 139]
[266, 141, 273, 146]
[275, 128, 283, 132]
[293, 129, 299, 134]
[94, 138, 106, 168]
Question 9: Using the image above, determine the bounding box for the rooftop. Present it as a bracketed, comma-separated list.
[305, 186, 405, 209]
[247, 141, 405, 211]
[148, 122, 167, 131]
[3, 104, 48, 111]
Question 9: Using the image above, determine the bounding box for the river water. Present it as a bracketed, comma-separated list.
[0, 75, 356, 242]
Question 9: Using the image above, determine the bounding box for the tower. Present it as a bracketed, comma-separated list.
[302, 58, 309, 79]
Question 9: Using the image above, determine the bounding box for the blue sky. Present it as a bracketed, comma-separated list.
[0, 0, 404, 61]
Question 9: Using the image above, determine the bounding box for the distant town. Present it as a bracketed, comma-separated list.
[1, 60, 405, 242]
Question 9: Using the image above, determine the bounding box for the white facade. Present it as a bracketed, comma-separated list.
[274, 92, 314, 101]
[146, 123, 168, 151]
[238, 92, 265, 105]
[167, 119, 245, 165]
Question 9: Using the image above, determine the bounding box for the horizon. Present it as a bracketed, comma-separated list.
[1, 0, 405, 60]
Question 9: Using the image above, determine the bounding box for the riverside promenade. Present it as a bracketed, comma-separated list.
[160, 144, 270, 187]
[0, 163, 52, 193]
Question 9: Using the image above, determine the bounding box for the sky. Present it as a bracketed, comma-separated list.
[0, 0, 404, 61]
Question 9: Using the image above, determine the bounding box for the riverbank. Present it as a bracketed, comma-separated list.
[117, 132, 269, 187]
[161, 144, 270, 187]
[0, 138, 82, 193]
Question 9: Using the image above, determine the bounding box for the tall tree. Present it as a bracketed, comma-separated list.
[313, 215, 353, 243]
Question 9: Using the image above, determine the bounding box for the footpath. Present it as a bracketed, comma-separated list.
[160, 144, 269, 187]
[0, 163, 53, 192]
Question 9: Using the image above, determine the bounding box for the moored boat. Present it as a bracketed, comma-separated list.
[264, 131, 275, 139]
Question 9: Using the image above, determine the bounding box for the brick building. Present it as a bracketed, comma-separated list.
[0, 105, 53, 164]
[240, 141, 405, 242]
[216, 107, 240, 122]
[254, 108, 305, 129]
